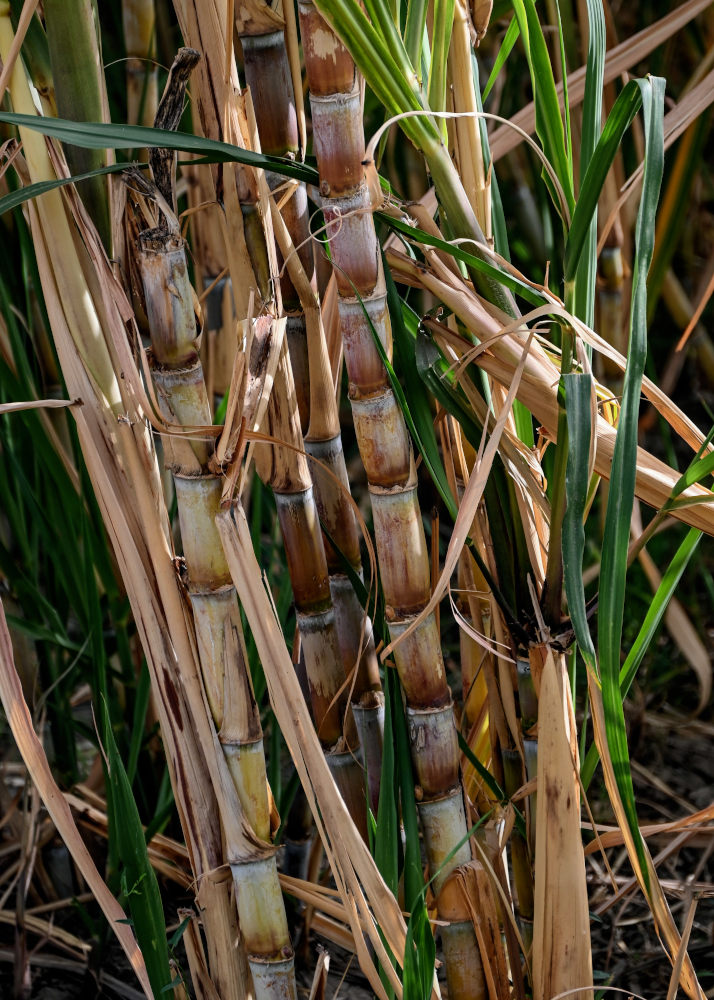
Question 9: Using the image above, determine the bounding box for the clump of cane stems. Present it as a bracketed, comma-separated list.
[0, 13, 263, 1000]
[298, 5, 484, 995]
[130, 48, 297, 1000]
[235, 0, 384, 814]
[174, 0, 373, 841]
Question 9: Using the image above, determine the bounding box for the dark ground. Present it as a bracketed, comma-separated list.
[1, 698, 712, 999]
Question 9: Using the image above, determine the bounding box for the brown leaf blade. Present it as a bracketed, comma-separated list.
[532, 650, 593, 1000]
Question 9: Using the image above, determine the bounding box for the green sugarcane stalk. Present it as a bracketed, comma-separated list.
[44, 0, 112, 249]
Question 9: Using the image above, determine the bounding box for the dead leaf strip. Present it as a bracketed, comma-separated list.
[584, 803, 714, 855]
[382, 328, 533, 660]
[0, 0, 39, 105]
[0, 909, 91, 958]
[0, 398, 80, 414]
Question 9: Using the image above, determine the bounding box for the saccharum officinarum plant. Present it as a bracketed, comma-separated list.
[0, 1, 713, 999]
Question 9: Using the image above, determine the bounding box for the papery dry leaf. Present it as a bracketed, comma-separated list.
[532, 649, 593, 1000]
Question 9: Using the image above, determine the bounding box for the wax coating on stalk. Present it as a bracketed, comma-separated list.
[441, 922, 487, 1000]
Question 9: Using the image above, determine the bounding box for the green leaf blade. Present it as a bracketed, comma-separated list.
[597, 76, 666, 889]
[562, 372, 597, 672]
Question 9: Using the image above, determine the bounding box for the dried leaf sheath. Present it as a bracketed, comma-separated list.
[298, 5, 481, 994]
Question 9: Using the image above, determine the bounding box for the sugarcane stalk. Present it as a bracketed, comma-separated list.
[122, 0, 158, 128]
[44, 0, 112, 249]
[298, 6, 483, 993]
[174, 1, 374, 840]
[238, 6, 382, 729]
[138, 225, 296, 1000]
[0, 15, 255, 1000]
[239, 20, 312, 433]
[134, 50, 296, 999]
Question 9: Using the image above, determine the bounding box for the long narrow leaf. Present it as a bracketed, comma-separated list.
[103, 699, 172, 999]
[482, 16, 519, 101]
[562, 372, 597, 672]
[0, 112, 317, 183]
[573, 0, 605, 325]
[510, 0, 574, 215]
[582, 526, 703, 789]
[597, 76, 665, 888]
[427, 0, 455, 118]
[564, 80, 642, 282]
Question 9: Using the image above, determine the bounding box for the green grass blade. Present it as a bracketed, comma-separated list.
[391, 667, 434, 1000]
[597, 76, 665, 889]
[563, 80, 642, 283]
[573, 0, 605, 326]
[618, 527, 702, 701]
[0, 162, 137, 217]
[562, 372, 597, 672]
[0, 112, 317, 183]
[582, 525, 702, 789]
[404, 0, 428, 75]
[375, 667, 399, 998]
[457, 732, 505, 802]
[402, 894, 435, 1000]
[102, 699, 172, 998]
[482, 16, 519, 101]
[427, 0, 455, 122]
[666, 425, 714, 500]
[362, 0, 416, 92]
[375, 681, 398, 897]
[554, 0, 573, 178]
[509, 0, 574, 216]
[127, 662, 151, 787]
